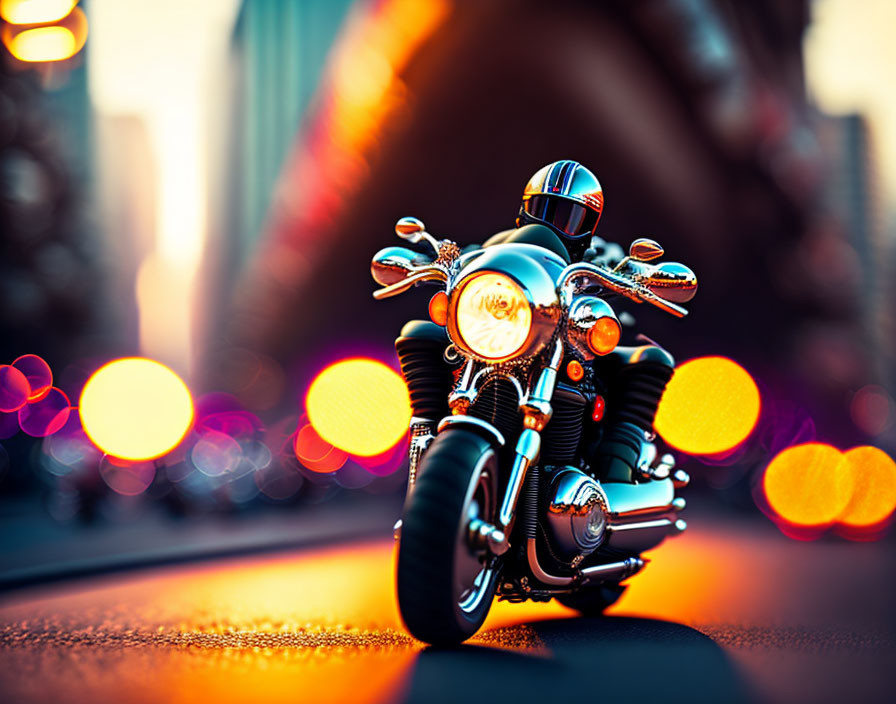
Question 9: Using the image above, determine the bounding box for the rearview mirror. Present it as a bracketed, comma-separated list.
[643, 262, 697, 303]
[629, 238, 664, 262]
[371, 246, 432, 286]
[395, 216, 427, 243]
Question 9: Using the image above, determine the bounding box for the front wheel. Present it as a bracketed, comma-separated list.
[396, 428, 500, 645]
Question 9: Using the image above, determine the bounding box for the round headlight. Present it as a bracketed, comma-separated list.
[455, 273, 532, 360]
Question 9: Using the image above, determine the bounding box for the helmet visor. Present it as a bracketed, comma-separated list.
[523, 195, 599, 239]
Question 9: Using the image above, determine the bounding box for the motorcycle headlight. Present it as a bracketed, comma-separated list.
[454, 273, 532, 361]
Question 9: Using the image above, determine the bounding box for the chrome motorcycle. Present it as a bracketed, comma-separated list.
[371, 216, 697, 645]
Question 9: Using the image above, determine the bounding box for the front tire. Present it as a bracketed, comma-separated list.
[396, 428, 500, 645]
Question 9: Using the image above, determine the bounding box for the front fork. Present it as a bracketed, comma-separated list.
[460, 340, 565, 556]
[394, 339, 564, 547]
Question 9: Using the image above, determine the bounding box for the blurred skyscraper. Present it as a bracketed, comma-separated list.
[226, 0, 354, 266]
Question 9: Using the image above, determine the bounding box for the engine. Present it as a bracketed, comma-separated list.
[544, 467, 609, 564]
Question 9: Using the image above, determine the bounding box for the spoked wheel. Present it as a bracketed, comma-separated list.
[396, 428, 501, 645]
[556, 581, 628, 616]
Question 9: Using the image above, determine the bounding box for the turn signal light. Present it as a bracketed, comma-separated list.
[428, 291, 448, 326]
[566, 360, 584, 382]
[588, 316, 620, 356]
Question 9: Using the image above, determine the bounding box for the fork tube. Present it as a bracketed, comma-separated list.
[497, 340, 562, 530]
[498, 427, 541, 529]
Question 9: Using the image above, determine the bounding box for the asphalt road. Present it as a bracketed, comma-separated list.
[0, 513, 893, 704]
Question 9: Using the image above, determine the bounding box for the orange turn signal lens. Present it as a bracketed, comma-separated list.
[566, 360, 584, 382]
[428, 291, 449, 326]
[588, 316, 621, 356]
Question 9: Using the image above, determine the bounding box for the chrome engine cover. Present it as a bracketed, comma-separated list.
[545, 467, 609, 561]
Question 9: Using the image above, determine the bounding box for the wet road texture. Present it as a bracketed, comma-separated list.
[1, 513, 893, 704]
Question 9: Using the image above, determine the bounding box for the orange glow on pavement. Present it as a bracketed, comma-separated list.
[762, 443, 853, 529]
[306, 358, 411, 457]
[79, 358, 194, 461]
[654, 356, 760, 455]
[837, 446, 896, 529]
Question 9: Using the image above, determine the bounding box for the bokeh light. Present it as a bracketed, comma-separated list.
[849, 385, 893, 436]
[0, 365, 30, 412]
[305, 358, 410, 457]
[762, 443, 853, 530]
[43, 429, 98, 476]
[254, 460, 303, 501]
[294, 422, 348, 474]
[354, 438, 407, 477]
[12, 354, 52, 402]
[17, 387, 71, 437]
[0, 0, 76, 25]
[191, 430, 242, 477]
[334, 462, 375, 490]
[99, 456, 156, 496]
[3, 7, 88, 63]
[40, 411, 101, 476]
[242, 439, 272, 472]
[198, 410, 263, 441]
[79, 358, 194, 461]
[837, 446, 896, 530]
[8, 25, 73, 60]
[655, 356, 761, 455]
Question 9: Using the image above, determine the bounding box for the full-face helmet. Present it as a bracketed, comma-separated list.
[517, 160, 604, 261]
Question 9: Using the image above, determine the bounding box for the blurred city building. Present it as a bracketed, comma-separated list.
[225, 0, 881, 449]
[1, 0, 895, 524]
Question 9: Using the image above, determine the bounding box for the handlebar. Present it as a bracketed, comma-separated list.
[557, 262, 689, 318]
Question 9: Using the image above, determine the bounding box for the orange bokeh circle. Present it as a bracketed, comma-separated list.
[305, 358, 410, 457]
[837, 446, 896, 528]
[762, 443, 853, 529]
[655, 356, 761, 456]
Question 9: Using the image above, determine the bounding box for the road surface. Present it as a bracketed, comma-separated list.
[0, 512, 893, 703]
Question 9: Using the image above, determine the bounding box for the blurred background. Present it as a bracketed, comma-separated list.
[1, 0, 895, 580]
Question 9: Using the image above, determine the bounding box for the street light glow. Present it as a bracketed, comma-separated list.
[654, 356, 761, 456]
[305, 358, 410, 457]
[79, 358, 194, 461]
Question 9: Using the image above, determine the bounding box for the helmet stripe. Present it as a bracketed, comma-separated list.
[545, 161, 563, 193]
[559, 160, 577, 195]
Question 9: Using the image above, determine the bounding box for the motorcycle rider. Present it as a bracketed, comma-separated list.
[397, 160, 675, 484]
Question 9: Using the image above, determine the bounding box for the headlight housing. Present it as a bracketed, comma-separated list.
[446, 243, 565, 364]
[454, 273, 532, 361]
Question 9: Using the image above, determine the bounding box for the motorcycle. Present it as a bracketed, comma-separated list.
[371, 216, 697, 645]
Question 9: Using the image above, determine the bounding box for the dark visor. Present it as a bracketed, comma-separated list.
[523, 195, 599, 239]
